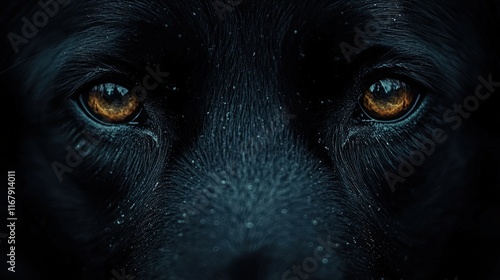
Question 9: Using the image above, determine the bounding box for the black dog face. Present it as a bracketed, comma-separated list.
[2, 0, 500, 279]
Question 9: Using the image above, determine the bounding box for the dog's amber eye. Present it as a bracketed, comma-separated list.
[82, 83, 142, 123]
[360, 79, 417, 121]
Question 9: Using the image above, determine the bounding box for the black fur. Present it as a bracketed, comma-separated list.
[1, 0, 500, 279]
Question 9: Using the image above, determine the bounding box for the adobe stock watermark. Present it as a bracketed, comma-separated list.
[51, 64, 169, 182]
[282, 235, 339, 280]
[131, 63, 171, 98]
[7, 0, 70, 54]
[51, 129, 103, 183]
[339, 0, 401, 63]
[385, 74, 500, 192]
[212, 0, 243, 21]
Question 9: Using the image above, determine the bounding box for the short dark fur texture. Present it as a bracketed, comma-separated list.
[1, 0, 500, 279]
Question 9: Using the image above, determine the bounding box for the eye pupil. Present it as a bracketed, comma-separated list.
[83, 83, 142, 124]
[96, 84, 129, 104]
[360, 78, 417, 121]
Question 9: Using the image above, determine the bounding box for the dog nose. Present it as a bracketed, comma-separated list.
[222, 250, 328, 280]
[226, 251, 269, 280]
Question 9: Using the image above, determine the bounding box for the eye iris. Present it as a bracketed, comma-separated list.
[361, 79, 415, 120]
[87, 83, 140, 123]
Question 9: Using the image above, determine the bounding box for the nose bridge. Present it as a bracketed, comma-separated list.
[178, 117, 328, 250]
[169, 153, 337, 280]
[190, 52, 316, 228]
[204, 61, 285, 131]
[163, 35, 339, 277]
[160, 50, 343, 280]
[195, 67, 296, 178]
[200, 23, 287, 130]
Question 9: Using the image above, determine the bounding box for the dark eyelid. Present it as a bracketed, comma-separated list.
[349, 46, 437, 94]
[56, 57, 141, 99]
[61, 70, 136, 101]
[357, 66, 433, 99]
